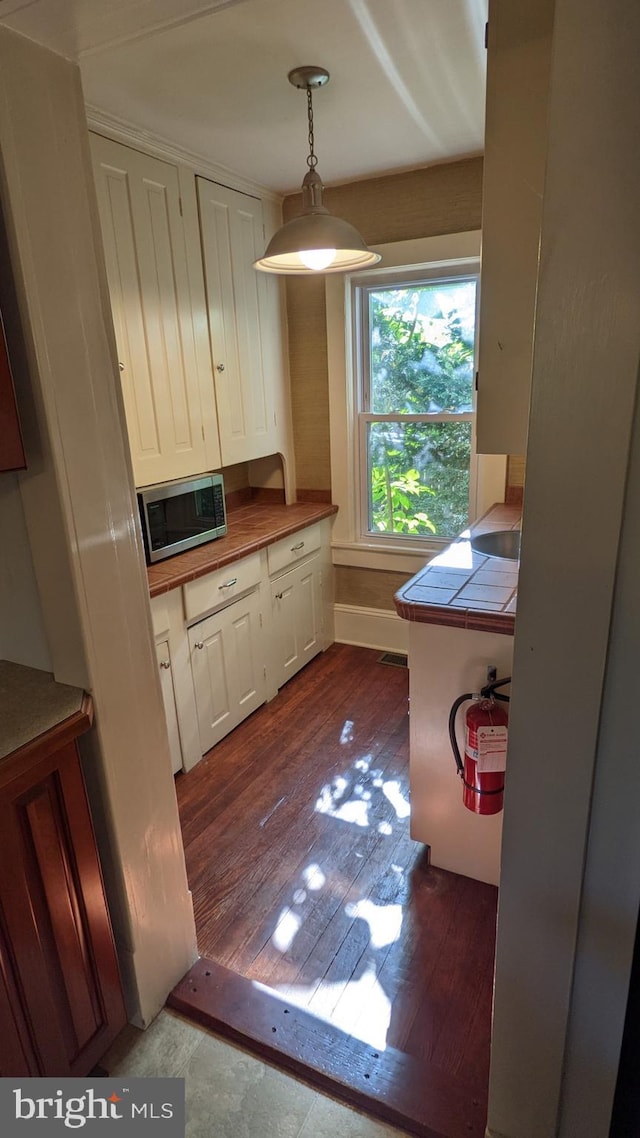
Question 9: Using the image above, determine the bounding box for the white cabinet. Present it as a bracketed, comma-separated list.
[476, 0, 554, 455]
[150, 589, 202, 773]
[197, 177, 284, 466]
[189, 588, 265, 753]
[154, 639, 182, 775]
[271, 554, 322, 691]
[183, 551, 262, 623]
[267, 523, 322, 577]
[149, 518, 333, 769]
[267, 521, 331, 691]
[90, 134, 221, 485]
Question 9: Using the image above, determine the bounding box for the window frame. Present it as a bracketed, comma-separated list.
[354, 267, 479, 546]
[325, 232, 507, 573]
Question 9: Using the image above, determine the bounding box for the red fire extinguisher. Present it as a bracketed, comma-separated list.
[449, 674, 511, 815]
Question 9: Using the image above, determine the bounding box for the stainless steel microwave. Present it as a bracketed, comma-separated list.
[137, 474, 227, 564]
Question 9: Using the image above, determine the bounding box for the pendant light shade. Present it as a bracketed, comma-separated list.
[254, 67, 381, 276]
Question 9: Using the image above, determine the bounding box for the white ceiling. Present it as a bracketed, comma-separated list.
[0, 0, 488, 194]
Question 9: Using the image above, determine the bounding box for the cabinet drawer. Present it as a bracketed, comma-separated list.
[267, 524, 322, 578]
[183, 552, 262, 623]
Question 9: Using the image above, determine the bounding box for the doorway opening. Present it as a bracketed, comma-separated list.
[170, 643, 497, 1137]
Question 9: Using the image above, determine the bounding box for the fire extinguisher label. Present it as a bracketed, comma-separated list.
[476, 725, 508, 772]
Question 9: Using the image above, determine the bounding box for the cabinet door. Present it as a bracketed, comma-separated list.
[271, 555, 322, 690]
[0, 911, 39, 1075]
[197, 178, 275, 465]
[155, 639, 183, 774]
[476, 0, 554, 455]
[90, 135, 220, 485]
[0, 741, 126, 1075]
[189, 589, 265, 754]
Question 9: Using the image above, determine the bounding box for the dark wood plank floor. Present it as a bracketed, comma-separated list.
[176, 643, 498, 1094]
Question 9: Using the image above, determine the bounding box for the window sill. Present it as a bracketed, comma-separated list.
[331, 540, 445, 574]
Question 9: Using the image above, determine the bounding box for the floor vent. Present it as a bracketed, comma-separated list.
[378, 652, 408, 668]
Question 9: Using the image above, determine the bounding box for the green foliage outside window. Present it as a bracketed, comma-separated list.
[367, 280, 475, 538]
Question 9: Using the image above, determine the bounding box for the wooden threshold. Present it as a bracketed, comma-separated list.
[168, 957, 487, 1138]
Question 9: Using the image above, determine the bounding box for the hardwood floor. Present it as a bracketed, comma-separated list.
[174, 643, 497, 1135]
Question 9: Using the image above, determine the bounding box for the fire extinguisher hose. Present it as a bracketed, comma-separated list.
[448, 692, 474, 777]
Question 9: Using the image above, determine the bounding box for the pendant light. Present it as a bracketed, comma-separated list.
[253, 66, 381, 275]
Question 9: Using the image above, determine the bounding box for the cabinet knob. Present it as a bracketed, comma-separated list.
[216, 362, 225, 372]
[194, 641, 204, 650]
[218, 577, 238, 590]
[274, 592, 283, 601]
[119, 361, 125, 371]
[159, 659, 171, 669]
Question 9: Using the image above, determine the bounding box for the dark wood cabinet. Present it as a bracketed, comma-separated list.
[0, 311, 26, 471]
[0, 698, 126, 1075]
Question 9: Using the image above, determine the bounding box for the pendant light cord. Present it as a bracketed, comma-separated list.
[306, 87, 318, 170]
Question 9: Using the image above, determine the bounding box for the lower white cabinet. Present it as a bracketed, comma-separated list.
[149, 518, 334, 770]
[155, 639, 183, 775]
[189, 589, 265, 754]
[271, 554, 322, 691]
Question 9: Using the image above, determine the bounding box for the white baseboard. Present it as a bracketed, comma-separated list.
[333, 604, 408, 653]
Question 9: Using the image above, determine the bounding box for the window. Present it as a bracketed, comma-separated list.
[326, 232, 506, 572]
[355, 271, 477, 543]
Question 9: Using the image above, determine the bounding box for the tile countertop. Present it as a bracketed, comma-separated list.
[394, 503, 521, 636]
[147, 500, 338, 598]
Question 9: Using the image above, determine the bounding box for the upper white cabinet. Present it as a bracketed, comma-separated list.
[197, 178, 283, 466]
[90, 134, 221, 485]
[476, 0, 555, 456]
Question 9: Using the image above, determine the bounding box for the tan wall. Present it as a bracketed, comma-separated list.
[335, 566, 412, 611]
[284, 157, 485, 610]
[283, 274, 330, 491]
[283, 156, 484, 493]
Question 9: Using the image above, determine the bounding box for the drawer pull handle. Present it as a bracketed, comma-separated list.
[218, 577, 238, 590]
[159, 659, 171, 670]
[291, 541, 304, 551]
[194, 641, 204, 650]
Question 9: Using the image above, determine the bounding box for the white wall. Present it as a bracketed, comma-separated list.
[0, 25, 197, 1025]
[487, 0, 640, 1134]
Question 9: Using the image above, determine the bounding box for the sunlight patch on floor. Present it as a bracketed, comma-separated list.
[382, 779, 411, 819]
[344, 899, 403, 950]
[315, 779, 371, 828]
[314, 754, 402, 832]
[271, 967, 392, 1051]
[340, 719, 355, 744]
[272, 906, 303, 953]
[302, 863, 326, 891]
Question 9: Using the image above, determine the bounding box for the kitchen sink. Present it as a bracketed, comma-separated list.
[470, 530, 521, 561]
